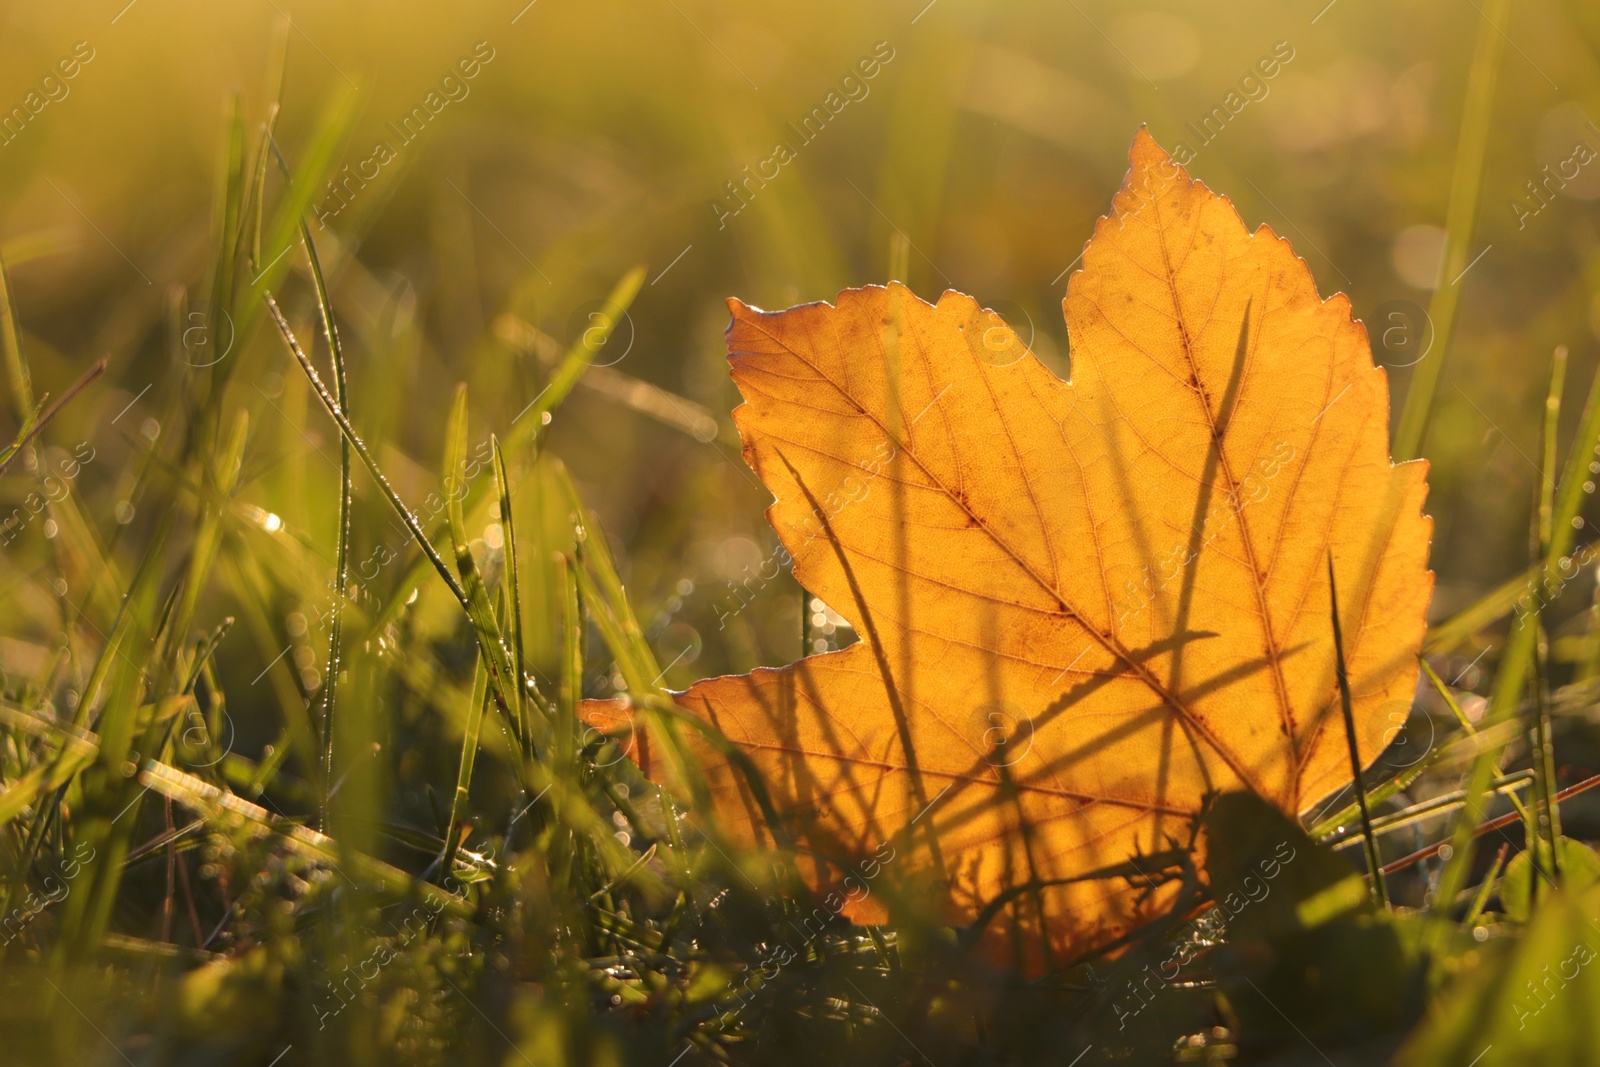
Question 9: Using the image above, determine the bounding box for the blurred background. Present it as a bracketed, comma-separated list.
[3, 0, 1600, 706]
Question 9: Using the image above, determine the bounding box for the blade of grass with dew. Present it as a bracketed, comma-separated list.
[297, 202, 353, 816]
[1391, 0, 1508, 461]
[1539, 346, 1568, 550]
[1529, 643, 1562, 878]
[158, 425, 247, 769]
[361, 266, 649, 644]
[1529, 347, 1567, 876]
[555, 462, 653, 683]
[444, 383, 527, 756]
[266, 298, 472, 625]
[239, 728, 296, 798]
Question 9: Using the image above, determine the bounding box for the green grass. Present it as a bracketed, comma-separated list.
[7, 6, 1600, 1063]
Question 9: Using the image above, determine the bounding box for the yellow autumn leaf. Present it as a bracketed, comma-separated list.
[586, 129, 1433, 964]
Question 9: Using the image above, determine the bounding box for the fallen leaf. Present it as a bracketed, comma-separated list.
[586, 129, 1432, 965]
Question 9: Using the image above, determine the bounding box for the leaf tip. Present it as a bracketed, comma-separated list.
[1128, 124, 1175, 172]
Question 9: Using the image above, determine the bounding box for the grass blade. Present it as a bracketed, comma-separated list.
[442, 652, 491, 881]
[492, 435, 528, 741]
[237, 85, 359, 342]
[267, 295, 469, 607]
[556, 551, 581, 770]
[1329, 556, 1387, 907]
[445, 383, 527, 755]
[506, 265, 646, 452]
[295, 190, 354, 818]
[204, 93, 245, 363]
[1391, 0, 1508, 460]
[1527, 348, 1568, 877]
[0, 252, 32, 421]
